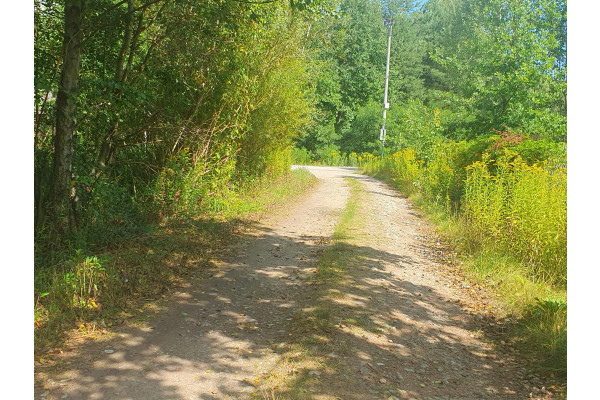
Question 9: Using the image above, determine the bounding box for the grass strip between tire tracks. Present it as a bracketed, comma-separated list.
[257, 177, 367, 398]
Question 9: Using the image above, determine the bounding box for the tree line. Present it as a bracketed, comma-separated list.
[296, 0, 565, 161]
[34, 0, 566, 252]
[35, 0, 324, 249]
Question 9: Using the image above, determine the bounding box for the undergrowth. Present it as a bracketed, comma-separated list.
[292, 147, 376, 167]
[34, 169, 318, 356]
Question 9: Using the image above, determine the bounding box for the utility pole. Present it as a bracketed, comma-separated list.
[380, 18, 393, 158]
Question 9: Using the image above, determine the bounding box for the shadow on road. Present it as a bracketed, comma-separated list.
[37, 214, 528, 399]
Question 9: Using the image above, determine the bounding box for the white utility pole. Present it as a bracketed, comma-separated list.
[380, 18, 393, 157]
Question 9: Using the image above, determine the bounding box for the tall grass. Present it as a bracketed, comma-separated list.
[464, 150, 567, 285]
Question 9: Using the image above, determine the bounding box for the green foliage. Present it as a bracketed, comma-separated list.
[494, 153, 565, 284]
[522, 109, 567, 143]
[424, 0, 566, 138]
[299, 0, 385, 155]
[307, 148, 366, 167]
[34, 169, 318, 352]
[418, 141, 461, 210]
[34, 0, 325, 352]
[516, 297, 567, 374]
[65, 256, 110, 311]
[35, 0, 568, 374]
[387, 99, 445, 162]
[291, 147, 314, 165]
[340, 100, 384, 154]
[384, 148, 423, 195]
[299, 0, 429, 158]
[35, 250, 122, 349]
[298, 0, 567, 161]
[35, 0, 316, 246]
[365, 136, 567, 287]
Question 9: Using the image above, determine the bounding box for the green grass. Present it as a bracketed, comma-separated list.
[34, 170, 319, 356]
[461, 249, 566, 377]
[315, 177, 363, 284]
[234, 168, 319, 219]
[255, 177, 366, 399]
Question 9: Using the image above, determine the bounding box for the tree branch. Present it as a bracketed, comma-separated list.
[82, 0, 170, 45]
[230, 0, 280, 4]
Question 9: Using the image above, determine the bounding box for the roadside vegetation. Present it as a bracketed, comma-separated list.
[293, 130, 568, 377]
[34, 169, 318, 355]
[35, 0, 322, 355]
[287, 0, 567, 379]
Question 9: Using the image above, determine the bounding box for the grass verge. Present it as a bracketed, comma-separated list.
[254, 177, 366, 399]
[34, 170, 319, 358]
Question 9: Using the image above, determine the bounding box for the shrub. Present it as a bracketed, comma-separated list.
[361, 134, 567, 286]
[384, 148, 423, 195]
[464, 150, 566, 285]
[291, 147, 313, 165]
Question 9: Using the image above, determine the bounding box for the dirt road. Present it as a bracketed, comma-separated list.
[34, 166, 552, 399]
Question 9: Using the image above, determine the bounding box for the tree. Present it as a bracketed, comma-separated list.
[50, 0, 86, 234]
[422, 0, 567, 140]
[36, 0, 318, 241]
[298, 0, 386, 154]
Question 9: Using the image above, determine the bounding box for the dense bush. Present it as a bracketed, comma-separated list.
[35, 1, 313, 251]
[464, 150, 566, 284]
[291, 147, 314, 165]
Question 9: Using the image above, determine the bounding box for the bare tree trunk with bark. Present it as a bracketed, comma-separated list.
[50, 0, 85, 235]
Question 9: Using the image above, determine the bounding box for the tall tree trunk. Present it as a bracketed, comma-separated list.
[114, 0, 134, 85]
[98, 0, 134, 168]
[50, 0, 85, 235]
